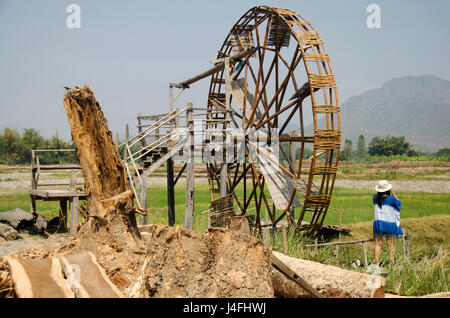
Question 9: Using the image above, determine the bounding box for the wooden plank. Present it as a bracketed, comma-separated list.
[29, 189, 86, 199]
[305, 238, 374, 248]
[36, 165, 81, 171]
[59, 253, 123, 298]
[5, 256, 74, 298]
[230, 78, 261, 121]
[255, 146, 300, 210]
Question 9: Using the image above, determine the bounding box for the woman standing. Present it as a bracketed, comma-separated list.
[373, 180, 403, 265]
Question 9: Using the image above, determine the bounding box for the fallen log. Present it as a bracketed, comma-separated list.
[0, 224, 18, 241]
[271, 251, 385, 298]
[271, 253, 322, 298]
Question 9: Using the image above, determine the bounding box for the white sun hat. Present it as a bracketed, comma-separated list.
[375, 180, 393, 193]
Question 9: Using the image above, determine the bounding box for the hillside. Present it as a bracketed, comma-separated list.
[308, 75, 450, 152]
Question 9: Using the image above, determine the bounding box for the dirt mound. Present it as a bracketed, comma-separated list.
[135, 225, 273, 298]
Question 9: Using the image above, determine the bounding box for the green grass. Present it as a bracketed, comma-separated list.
[1, 186, 449, 232]
[266, 215, 450, 296]
[326, 188, 450, 225]
[338, 165, 450, 181]
[1, 185, 448, 296]
[0, 193, 61, 220]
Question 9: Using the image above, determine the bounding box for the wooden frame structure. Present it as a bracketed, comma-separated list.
[30, 149, 86, 234]
[121, 6, 340, 235]
[205, 6, 341, 234]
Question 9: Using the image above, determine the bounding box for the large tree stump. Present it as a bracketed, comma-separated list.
[63, 86, 140, 239]
[59, 86, 147, 294]
[271, 251, 385, 298]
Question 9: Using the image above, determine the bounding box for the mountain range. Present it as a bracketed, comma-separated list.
[307, 75, 450, 152]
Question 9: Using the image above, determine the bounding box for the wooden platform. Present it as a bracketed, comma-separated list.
[30, 149, 86, 234]
[30, 189, 86, 201]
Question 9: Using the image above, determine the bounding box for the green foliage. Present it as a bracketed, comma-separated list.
[436, 148, 450, 157]
[296, 147, 313, 160]
[0, 127, 74, 165]
[366, 154, 450, 163]
[356, 134, 367, 160]
[341, 139, 353, 161]
[368, 135, 415, 157]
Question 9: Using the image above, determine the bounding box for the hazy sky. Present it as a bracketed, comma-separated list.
[1, 0, 449, 140]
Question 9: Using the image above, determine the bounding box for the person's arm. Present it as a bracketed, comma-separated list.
[391, 188, 401, 211]
[391, 188, 399, 201]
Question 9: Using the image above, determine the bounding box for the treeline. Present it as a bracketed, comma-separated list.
[0, 128, 76, 165]
[341, 134, 450, 162]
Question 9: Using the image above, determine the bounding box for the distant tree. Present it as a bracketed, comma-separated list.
[21, 128, 44, 162]
[0, 128, 25, 164]
[0, 128, 75, 165]
[356, 134, 367, 160]
[436, 148, 450, 157]
[368, 135, 415, 156]
[296, 147, 313, 160]
[341, 139, 353, 161]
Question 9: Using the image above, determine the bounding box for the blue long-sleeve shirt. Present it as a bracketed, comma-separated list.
[373, 195, 403, 238]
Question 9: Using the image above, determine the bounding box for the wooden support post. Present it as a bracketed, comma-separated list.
[281, 225, 287, 255]
[288, 131, 297, 222]
[363, 242, 368, 267]
[219, 57, 231, 198]
[69, 171, 79, 235]
[139, 176, 147, 225]
[59, 200, 68, 232]
[167, 158, 175, 226]
[184, 104, 195, 230]
[30, 150, 37, 213]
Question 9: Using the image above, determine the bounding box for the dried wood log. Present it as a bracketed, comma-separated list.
[0, 258, 15, 298]
[5, 255, 74, 298]
[0, 223, 18, 241]
[60, 86, 147, 295]
[63, 85, 140, 239]
[271, 251, 385, 298]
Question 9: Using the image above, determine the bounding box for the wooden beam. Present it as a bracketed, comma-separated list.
[175, 47, 257, 88]
[184, 105, 195, 229]
[69, 171, 79, 235]
[305, 238, 374, 248]
[167, 158, 175, 227]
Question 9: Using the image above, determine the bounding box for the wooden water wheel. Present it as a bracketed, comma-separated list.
[206, 6, 341, 234]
